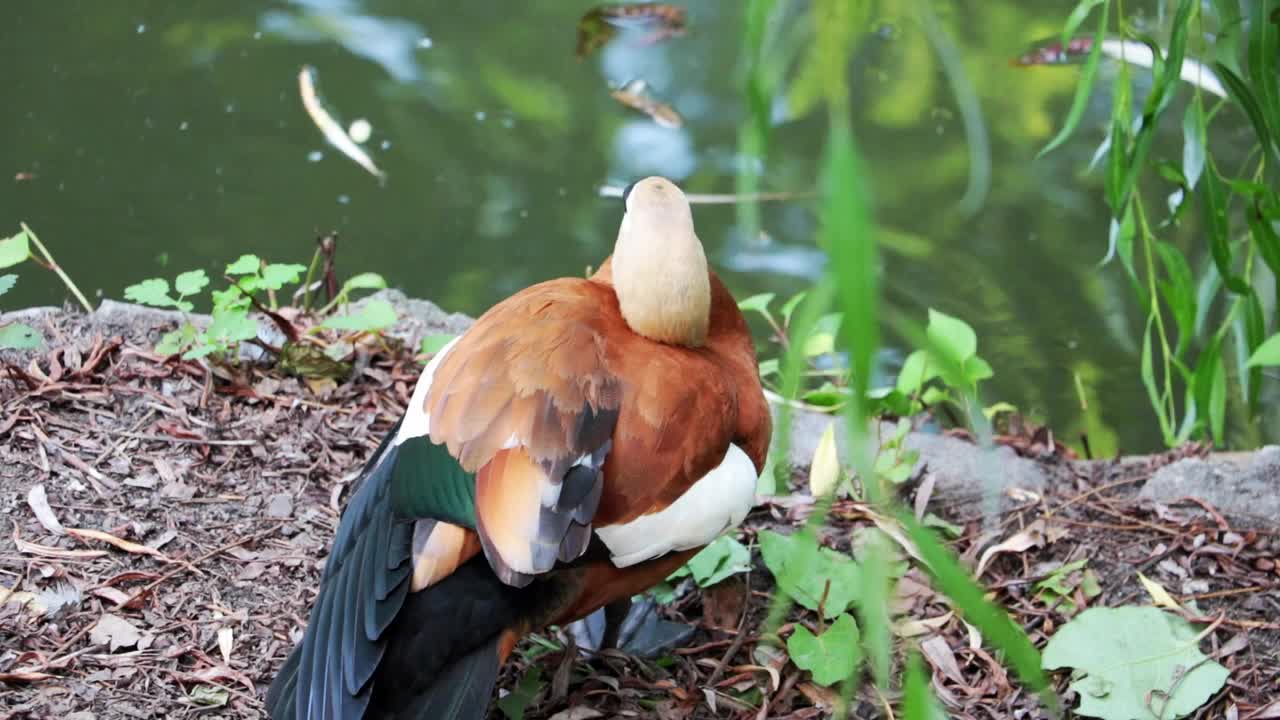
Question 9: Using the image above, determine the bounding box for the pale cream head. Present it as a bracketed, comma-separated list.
[612, 176, 711, 347]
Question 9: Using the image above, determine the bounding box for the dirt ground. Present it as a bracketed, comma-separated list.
[1, 307, 1277, 719]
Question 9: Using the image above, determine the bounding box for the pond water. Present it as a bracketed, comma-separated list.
[4, 0, 1271, 452]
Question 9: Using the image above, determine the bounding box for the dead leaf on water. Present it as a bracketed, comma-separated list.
[576, 3, 686, 59]
[609, 79, 683, 128]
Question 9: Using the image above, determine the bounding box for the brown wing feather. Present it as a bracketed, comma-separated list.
[421, 259, 768, 588]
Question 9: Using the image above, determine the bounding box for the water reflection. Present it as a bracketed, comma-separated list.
[1, 0, 1272, 451]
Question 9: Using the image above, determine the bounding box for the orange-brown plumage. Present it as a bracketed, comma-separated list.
[269, 177, 771, 720]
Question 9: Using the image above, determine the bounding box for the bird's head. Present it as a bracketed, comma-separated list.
[611, 176, 711, 347]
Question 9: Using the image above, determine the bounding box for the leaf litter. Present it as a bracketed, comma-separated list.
[0, 307, 1277, 719]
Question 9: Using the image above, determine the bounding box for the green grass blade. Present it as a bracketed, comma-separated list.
[898, 510, 1056, 711]
[1039, 0, 1110, 158]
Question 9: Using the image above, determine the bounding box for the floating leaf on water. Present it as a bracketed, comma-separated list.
[575, 3, 687, 59]
[609, 79, 683, 128]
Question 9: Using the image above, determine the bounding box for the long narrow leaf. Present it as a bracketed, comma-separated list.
[1214, 61, 1279, 162]
[1201, 158, 1250, 294]
[1039, 0, 1110, 157]
[1247, 0, 1280, 155]
[899, 511, 1055, 709]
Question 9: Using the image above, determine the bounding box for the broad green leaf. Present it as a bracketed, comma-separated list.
[205, 307, 259, 346]
[0, 274, 16, 297]
[174, 269, 209, 297]
[259, 263, 307, 291]
[322, 299, 397, 332]
[1039, 0, 1109, 157]
[803, 332, 835, 357]
[225, 254, 261, 275]
[676, 535, 752, 587]
[155, 327, 193, 356]
[737, 293, 775, 317]
[896, 349, 936, 394]
[123, 278, 176, 308]
[341, 272, 388, 293]
[0, 231, 30, 269]
[1247, 333, 1280, 366]
[786, 613, 861, 686]
[926, 308, 977, 361]
[419, 333, 457, 355]
[1042, 607, 1228, 720]
[0, 322, 42, 350]
[964, 355, 994, 383]
[759, 529, 860, 618]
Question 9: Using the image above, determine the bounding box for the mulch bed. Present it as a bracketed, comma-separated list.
[1, 309, 1277, 719]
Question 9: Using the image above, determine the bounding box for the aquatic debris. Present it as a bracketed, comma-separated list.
[1014, 36, 1225, 98]
[609, 79, 683, 128]
[576, 3, 686, 59]
[598, 184, 814, 204]
[347, 118, 372, 144]
[297, 66, 386, 183]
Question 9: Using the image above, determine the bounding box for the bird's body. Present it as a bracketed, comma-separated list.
[266, 177, 771, 719]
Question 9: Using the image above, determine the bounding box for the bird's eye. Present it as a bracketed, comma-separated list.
[621, 181, 636, 209]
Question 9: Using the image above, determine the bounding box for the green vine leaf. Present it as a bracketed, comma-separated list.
[1042, 607, 1228, 720]
[786, 613, 862, 686]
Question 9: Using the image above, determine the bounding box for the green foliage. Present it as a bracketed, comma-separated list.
[127, 252, 395, 362]
[1247, 333, 1280, 366]
[419, 333, 456, 355]
[0, 272, 40, 350]
[786, 613, 862, 687]
[1039, 0, 1110, 157]
[760, 529, 860, 619]
[495, 666, 543, 720]
[1042, 607, 1228, 719]
[668, 535, 751, 588]
[1034, 559, 1101, 616]
[1047, 0, 1280, 446]
[0, 230, 32, 269]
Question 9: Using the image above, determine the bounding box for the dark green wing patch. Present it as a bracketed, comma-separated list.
[391, 435, 478, 528]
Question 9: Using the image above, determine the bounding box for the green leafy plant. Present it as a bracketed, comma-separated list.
[891, 309, 995, 423]
[1042, 606, 1228, 720]
[786, 613, 862, 687]
[1034, 559, 1102, 617]
[125, 251, 396, 362]
[0, 273, 41, 350]
[1044, 0, 1280, 447]
[760, 528, 861, 619]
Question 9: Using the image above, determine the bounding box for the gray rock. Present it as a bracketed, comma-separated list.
[1139, 445, 1280, 524]
[265, 493, 295, 519]
[774, 405, 1047, 509]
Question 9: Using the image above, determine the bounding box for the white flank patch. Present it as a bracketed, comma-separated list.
[596, 444, 758, 568]
[394, 336, 461, 445]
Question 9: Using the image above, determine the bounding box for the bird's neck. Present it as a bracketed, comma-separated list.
[604, 217, 711, 348]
